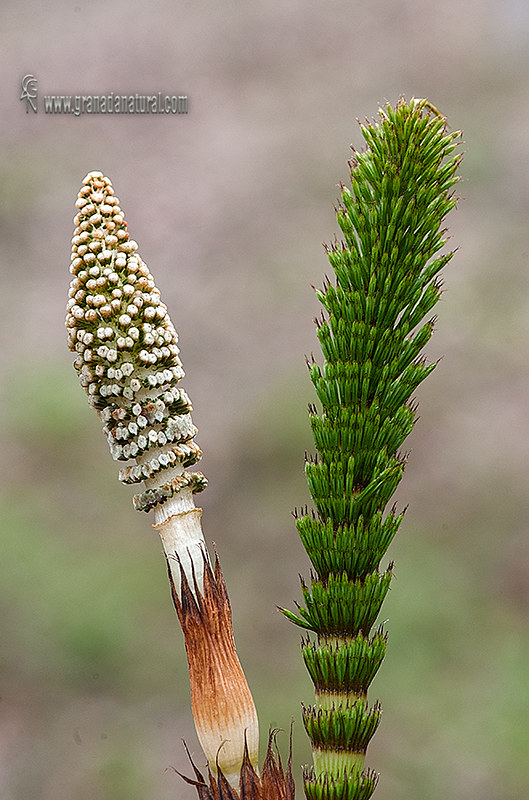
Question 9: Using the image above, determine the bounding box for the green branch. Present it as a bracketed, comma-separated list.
[282, 98, 462, 799]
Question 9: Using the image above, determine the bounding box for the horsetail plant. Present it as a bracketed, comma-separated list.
[65, 97, 461, 800]
[280, 98, 462, 799]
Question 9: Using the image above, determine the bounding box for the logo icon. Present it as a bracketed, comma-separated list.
[20, 74, 38, 113]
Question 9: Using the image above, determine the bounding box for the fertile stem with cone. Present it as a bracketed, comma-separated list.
[281, 98, 462, 799]
[66, 172, 259, 789]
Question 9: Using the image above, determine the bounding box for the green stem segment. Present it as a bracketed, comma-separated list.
[282, 99, 462, 799]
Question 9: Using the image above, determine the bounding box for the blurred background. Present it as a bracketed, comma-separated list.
[2, 1, 529, 798]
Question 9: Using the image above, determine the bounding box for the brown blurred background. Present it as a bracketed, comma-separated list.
[2, 1, 529, 798]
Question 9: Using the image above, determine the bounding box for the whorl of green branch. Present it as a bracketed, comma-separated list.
[282, 98, 462, 799]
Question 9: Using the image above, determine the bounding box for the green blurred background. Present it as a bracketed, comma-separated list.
[2, 1, 529, 798]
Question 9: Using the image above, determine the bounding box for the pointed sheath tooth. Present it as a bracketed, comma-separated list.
[154, 506, 208, 596]
[179, 727, 294, 800]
